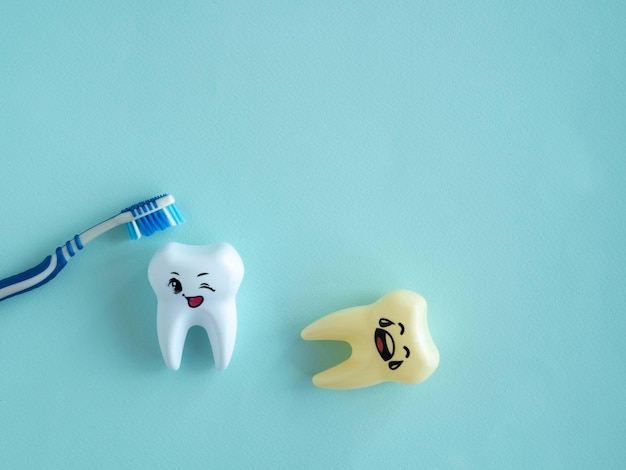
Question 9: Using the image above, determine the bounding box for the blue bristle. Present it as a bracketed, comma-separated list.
[149, 212, 162, 232]
[168, 204, 184, 225]
[136, 216, 150, 236]
[121, 194, 182, 239]
[153, 209, 168, 230]
[127, 222, 138, 240]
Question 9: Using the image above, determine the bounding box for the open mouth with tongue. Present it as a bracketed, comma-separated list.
[374, 328, 395, 361]
[184, 295, 204, 308]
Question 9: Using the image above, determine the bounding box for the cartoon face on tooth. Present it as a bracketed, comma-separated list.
[148, 242, 244, 371]
[166, 271, 215, 308]
[374, 317, 411, 371]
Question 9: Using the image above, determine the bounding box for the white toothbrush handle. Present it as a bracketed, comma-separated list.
[0, 194, 180, 302]
[0, 236, 83, 302]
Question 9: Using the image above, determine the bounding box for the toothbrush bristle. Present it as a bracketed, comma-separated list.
[121, 194, 184, 240]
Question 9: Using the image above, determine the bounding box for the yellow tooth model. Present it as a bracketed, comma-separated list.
[301, 290, 440, 389]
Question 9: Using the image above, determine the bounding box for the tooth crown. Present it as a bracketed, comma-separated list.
[148, 242, 244, 371]
[301, 290, 439, 389]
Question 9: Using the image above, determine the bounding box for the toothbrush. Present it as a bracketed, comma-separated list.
[0, 194, 183, 302]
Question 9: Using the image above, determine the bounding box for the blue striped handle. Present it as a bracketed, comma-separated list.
[0, 235, 83, 302]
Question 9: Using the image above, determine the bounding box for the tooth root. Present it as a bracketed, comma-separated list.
[301, 290, 439, 389]
[312, 344, 380, 389]
[148, 242, 244, 371]
[301, 306, 369, 342]
[200, 302, 237, 370]
[157, 306, 188, 371]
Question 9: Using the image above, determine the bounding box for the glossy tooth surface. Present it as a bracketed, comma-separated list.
[148, 242, 244, 371]
[301, 290, 439, 389]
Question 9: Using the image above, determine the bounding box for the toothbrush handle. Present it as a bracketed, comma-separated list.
[0, 236, 83, 302]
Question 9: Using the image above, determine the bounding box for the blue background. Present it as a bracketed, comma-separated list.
[1, 1, 625, 468]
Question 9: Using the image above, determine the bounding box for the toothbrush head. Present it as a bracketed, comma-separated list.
[122, 194, 184, 240]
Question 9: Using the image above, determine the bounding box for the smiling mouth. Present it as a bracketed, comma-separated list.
[185, 295, 204, 308]
[374, 328, 395, 361]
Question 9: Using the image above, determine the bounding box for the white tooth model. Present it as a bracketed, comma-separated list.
[148, 242, 244, 371]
